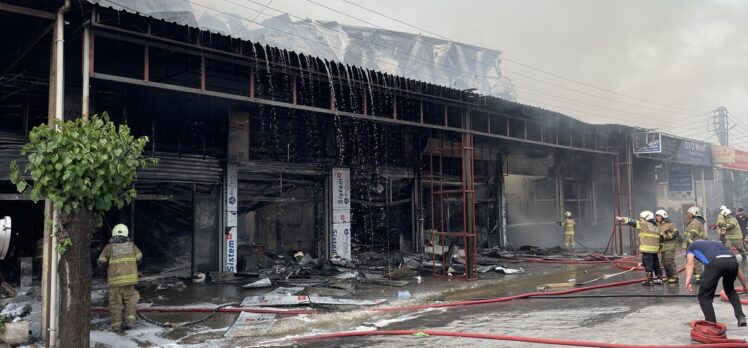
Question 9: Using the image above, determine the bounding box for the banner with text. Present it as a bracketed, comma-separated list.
[329, 168, 351, 259]
[723, 149, 748, 172]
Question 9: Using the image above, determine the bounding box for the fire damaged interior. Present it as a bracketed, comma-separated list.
[2, 2, 685, 282]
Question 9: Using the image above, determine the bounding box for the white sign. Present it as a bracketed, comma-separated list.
[240, 295, 310, 307]
[226, 227, 237, 272]
[224, 312, 276, 338]
[332, 209, 350, 223]
[227, 210, 238, 227]
[331, 223, 351, 259]
[225, 164, 238, 273]
[226, 164, 238, 212]
[331, 168, 350, 210]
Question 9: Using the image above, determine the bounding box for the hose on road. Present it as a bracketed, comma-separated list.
[263, 329, 748, 347]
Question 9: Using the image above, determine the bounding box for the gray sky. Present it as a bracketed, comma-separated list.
[194, 0, 748, 148]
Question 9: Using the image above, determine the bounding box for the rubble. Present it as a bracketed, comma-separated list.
[242, 278, 273, 289]
[224, 312, 276, 337]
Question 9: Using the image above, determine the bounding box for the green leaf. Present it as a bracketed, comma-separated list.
[15, 181, 27, 193]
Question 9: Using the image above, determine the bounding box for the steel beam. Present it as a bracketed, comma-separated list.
[91, 72, 616, 155]
[0, 3, 55, 20]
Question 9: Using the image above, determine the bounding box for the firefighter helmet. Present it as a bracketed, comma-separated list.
[564, 211, 572, 218]
[687, 206, 701, 217]
[640, 211, 655, 221]
[111, 224, 129, 237]
[721, 208, 732, 217]
[655, 209, 668, 219]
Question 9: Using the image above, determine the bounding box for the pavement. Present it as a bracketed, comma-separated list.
[80, 255, 748, 347]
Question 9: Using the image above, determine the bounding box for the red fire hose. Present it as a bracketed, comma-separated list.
[719, 287, 748, 305]
[264, 329, 748, 347]
[690, 320, 747, 344]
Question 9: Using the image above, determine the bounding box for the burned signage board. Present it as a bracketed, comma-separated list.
[225, 164, 238, 272]
[633, 132, 662, 154]
[330, 168, 351, 260]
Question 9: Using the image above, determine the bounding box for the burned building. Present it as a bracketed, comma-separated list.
[3, 1, 726, 283]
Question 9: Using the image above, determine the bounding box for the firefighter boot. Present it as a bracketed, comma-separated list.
[668, 276, 679, 284]
[641, 272, 654, 286]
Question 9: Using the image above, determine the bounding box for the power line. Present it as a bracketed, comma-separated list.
[340, 0, 709, 115]
[303, 0, 704, 118]
[230, 0, 274, 37]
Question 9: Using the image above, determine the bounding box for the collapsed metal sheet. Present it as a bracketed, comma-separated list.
[224, 312, 276, 337]
[90, 1, 516, 100]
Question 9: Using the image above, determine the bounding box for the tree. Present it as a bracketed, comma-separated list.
[10, 113, 155, 348]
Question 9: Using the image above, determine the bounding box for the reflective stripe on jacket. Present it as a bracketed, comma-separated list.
[684, 218, 705, 245]
[724, 216, 744, 240]
[623, 217, 660, 254]
[658, 221, 679, 253]
[560, 218, 575, 236]
[98, 241, 142, 286]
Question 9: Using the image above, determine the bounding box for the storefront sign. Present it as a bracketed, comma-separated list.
[668, 163, 693, 200]
[712, 145, 736, 164]
[633, 132, 662, 154]
[228, 110, 250, 163]
[330, 168, 351, 259]
[226, 164, 238, 212]
[332, 209, 349, 223]
[226, 227, 237, 272]
[225, 163, 238, 272]
[331, 223, 351, 259]
[332, 168, 351, 210]
[723, 149, 748, 172]
[673, 140, 711, 166]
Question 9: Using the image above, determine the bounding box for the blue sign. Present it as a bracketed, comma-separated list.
[672, 140, 712, 166]
[633, 132, 662, 154]
[668, 163, 693, 192]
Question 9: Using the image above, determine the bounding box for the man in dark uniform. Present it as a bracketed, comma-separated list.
[737, 208, 747, 236]
[685, 237, 748, 326]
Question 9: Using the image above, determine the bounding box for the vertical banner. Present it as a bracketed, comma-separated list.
[330, 168, 351, 259]
[228, 110, 250, 163]
[331, 223, 351, 259]
[225, 163, 238, 272]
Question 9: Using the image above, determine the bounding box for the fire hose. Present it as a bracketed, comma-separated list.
[262, 329, 748, 347]
[690, 320, 748, 344]
[91, 256, 741, 345]
[719, 287, 748, 305]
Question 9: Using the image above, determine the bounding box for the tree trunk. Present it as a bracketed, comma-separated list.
[58, 210, 95, 348]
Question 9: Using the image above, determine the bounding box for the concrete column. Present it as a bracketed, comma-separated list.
[462, 112, 476, 277]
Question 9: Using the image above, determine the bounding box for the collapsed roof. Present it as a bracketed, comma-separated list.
[91, 0, 517, 101]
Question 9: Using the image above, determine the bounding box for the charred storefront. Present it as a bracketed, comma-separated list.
[2, 2, 641, 282]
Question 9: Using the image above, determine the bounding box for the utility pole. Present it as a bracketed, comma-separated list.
[710, 106, 735, 210]
[710, 106, 730, 146]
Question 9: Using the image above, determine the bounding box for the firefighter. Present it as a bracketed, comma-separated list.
[656, 209, 679, 283]
[714, 205, 727, 243]
[616, 211, 663, 286]
[559, 211, 575, 253]
[683, 206, 706, 283]
[97, 224, 143, 332]
[720, 208, 747, 260]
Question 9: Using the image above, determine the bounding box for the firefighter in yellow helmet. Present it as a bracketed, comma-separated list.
[656, 209, 679, 283]
[97, 224, 143, 332]
[559, 211, 575, 253]
[616, 211, 663, 286]
[683, 206, 706, 283]
[720, 208, 747, 259]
